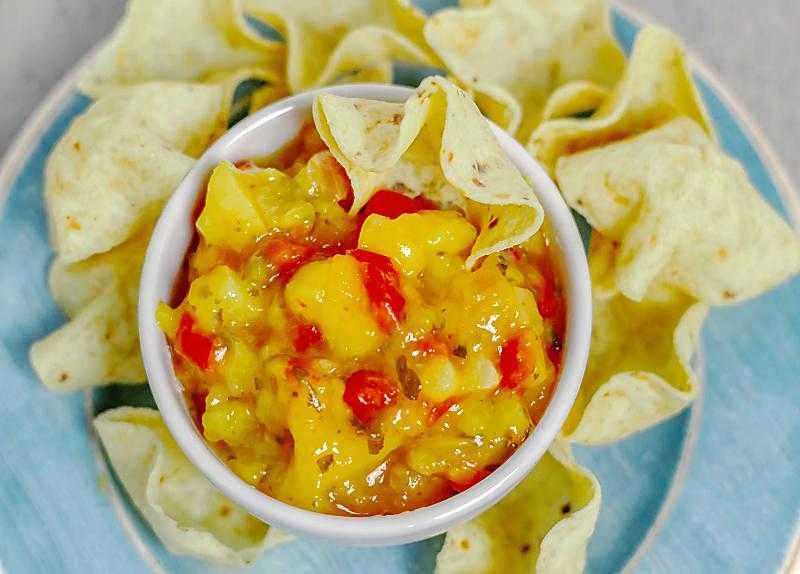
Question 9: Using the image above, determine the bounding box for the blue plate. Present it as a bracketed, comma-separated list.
[1, 4, 798, 573]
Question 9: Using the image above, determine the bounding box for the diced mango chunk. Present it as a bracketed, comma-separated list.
[197, 163, 270, 251]
[227, 457, 269, 486]
[203, 397, 258, 446]
[460, 356, 501, 393]
[441, 264, 543, 351]
[358, 211, 477, 276]
[417, 356, 458, 402]
[454, 392, 531, 441]
[185, 265, 265, 333]
[218, 339, 258, 396]
[416, 354, 501, 401]
[407, 392, 529, 482]
[277, 376, 400, 512]
[294, 151, 351, 204]
[155, 302, 179, 339]
[197, 162, 315, 252]
[284, 255, 384, 360]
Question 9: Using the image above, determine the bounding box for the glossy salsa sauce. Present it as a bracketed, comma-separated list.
[157, 122, 566, 516]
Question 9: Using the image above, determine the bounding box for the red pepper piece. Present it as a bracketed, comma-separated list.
[537, 273, 564, 330]
[189, 391, 208, 431]
[350, 249, 406, 331]
[293, 323, 323, 353]
[546, 334, 563, 372]
[176, 314, 217, 370]
[447, 468, 492, 493]
[498, 332, 534, 390]
[343, 370, 399, 424]
[534, 259, 566, 370]
[262, 238, 315, 279]
[350, 248, 399, 276]
[361, 189, 437, 221]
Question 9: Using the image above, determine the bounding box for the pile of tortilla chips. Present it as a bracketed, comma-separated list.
[28, 0, 799, 572]
[94, 408, 291, 566]
[532, 28, 800, 446]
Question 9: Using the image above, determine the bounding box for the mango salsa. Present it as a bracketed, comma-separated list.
[158, 122, 566, 516]
[285, 255, 384, 360]
[358, 211, 478, 276]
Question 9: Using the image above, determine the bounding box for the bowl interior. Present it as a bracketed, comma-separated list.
[138, 83, 591, 546]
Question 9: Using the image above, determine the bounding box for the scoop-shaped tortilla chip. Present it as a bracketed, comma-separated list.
[436, 441, 600, 573]
[79, 0, 280, 96]
[30, 277, 144, 391]
[39, 77, 257, 390]
[530, 26, 714, 173]
[563, 263, 708, 444]
[424, 0, 624, 140]
[49, 230, 150, 317]
[45, 82, 227, 264]
[31, 231, 150, 390]
[205, 66, 290, 125]
[541, 81, 610, 122]
[313, 76, 544, 268]
[250, 83, 291, 114]
[557, 118, 800, 304]
[94, 407, 290, 566]
[244, 0, 435, 92]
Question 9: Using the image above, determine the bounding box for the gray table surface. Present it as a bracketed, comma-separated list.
[0, 0, 798, 191]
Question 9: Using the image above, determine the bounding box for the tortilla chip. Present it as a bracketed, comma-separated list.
[556, 118, 800, 304]
[39, 81, 235, 389]
[45, 82, 227, 264]
[206, 65, 286, 102]
[530, 26, 714, 172]
[30, 278, 144, 391]
[541, 81, 609, 121]
[206, 66, 290, 126]
[49, 230, 150, 317]
[436, 441, 600, 573]
[250, 83, 291, 114]
[424, 0, 625, 140]
[563, 269, 708, 444]
[313, 76, 544, 268]
[244, 0, 435, 92]
[32, 230, 150, 390]
[94, 407, 290, 566]
[36, 69, 286, 390]
[79, 0, 280, 97]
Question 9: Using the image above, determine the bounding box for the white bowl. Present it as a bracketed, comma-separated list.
[139, 83, 591, 547]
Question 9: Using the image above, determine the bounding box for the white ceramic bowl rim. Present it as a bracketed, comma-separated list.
[139, 83, 592, 547]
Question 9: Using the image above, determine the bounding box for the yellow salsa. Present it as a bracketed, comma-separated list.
[157, 123, 566, 516]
